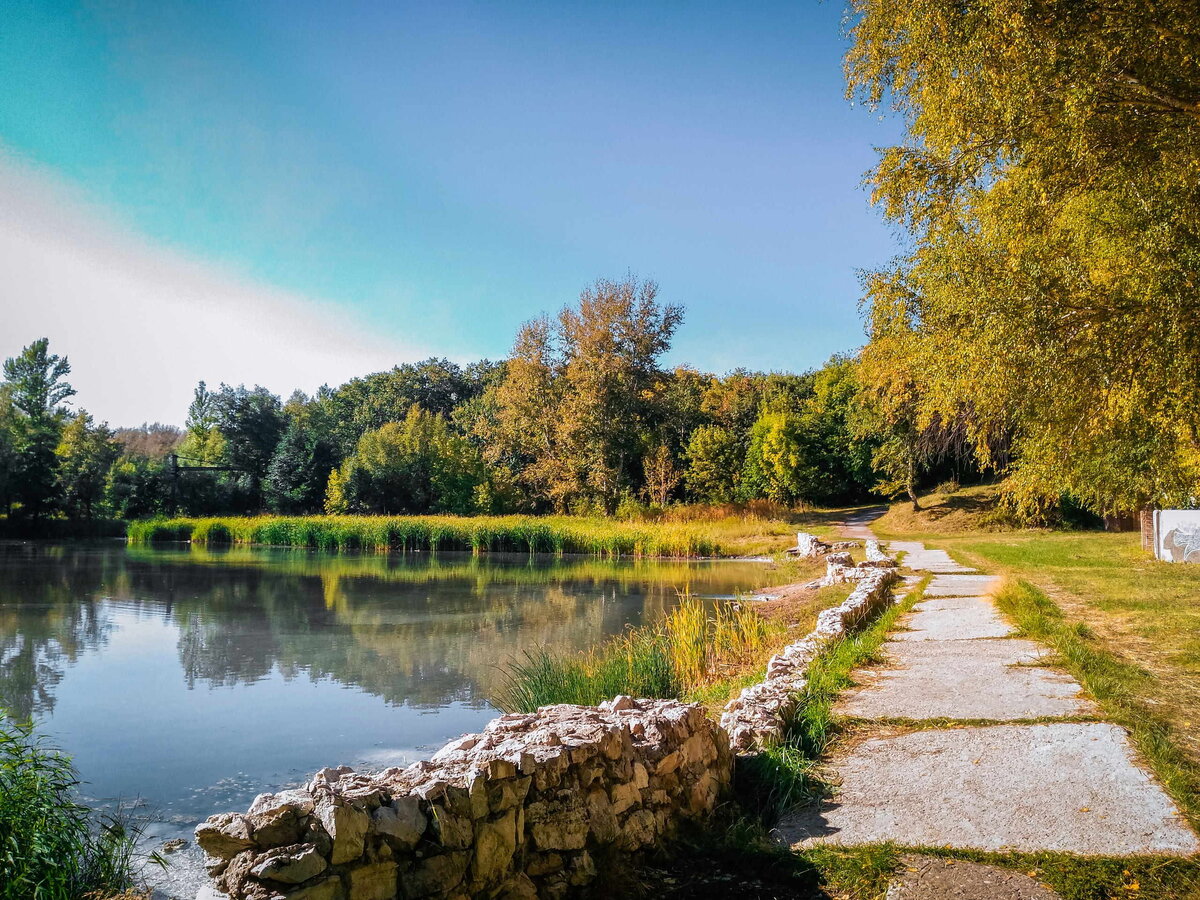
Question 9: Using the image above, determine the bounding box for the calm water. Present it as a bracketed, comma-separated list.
[0, 541, 773, 897]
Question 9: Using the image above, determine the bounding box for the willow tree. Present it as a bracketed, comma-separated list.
[848, 0, 1200, 514]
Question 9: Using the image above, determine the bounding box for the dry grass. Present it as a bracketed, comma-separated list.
[872, 482, 1013, 536]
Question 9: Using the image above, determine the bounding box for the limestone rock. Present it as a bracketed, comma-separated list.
[314, 796, 369, 865]
[790, 532, 831, 558]
[249, 844, 328, 884]
[348, 860, 398, 900]
[405, 851, 468, 897]
[471, 808, 518, 885]
[196, 813, 255, 859]
[372, 797, 427, 849]
[285, 879, 344, 900]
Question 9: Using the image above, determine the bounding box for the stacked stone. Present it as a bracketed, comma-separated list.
[195, 697, 731, 900]
[862, 539, 899, 568]
[789, 532, 831, 558]
[720, 567, 900, 752]
[788, 532, 861, 559]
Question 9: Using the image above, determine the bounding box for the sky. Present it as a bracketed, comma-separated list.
[0, 1, 902, 426]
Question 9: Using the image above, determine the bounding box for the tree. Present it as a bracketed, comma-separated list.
[481, 277, 684, 512]
[846, 0, 1200, 514]
[2, 338, 75, 421]
[684, 425, 741, 503]
[740, 409, 819, 505]
[113, 423, 184, 459]
[2, 339, 75, 518]
[0, 388, 19, 515]
[179, 382, 224, 466]
[210, 384, 287, 499]
[264, 422, 336, 514]
[642, 442, 681, 507]
[329, 407, 488, 514]
[326, 359, 484, 456]
[106, 456, 171, 519]
[55, 411, 119, 518]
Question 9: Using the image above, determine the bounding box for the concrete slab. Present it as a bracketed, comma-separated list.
[924, 574, 1003, 597]
[837, 639, 1094, 720]
[887, 541, 976, 573]
[886, 855, 1061, 900]
[892, 596, 1015, 641]
[776, 723, 1200, 855]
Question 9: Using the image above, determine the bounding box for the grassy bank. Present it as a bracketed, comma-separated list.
[493, 551, 859, 713]
[127, 512, 814, 558]
[0, 715, 145, 900]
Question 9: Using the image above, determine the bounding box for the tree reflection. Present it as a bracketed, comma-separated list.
[0, 544, 117, 719]
[0, 544, 772, 717]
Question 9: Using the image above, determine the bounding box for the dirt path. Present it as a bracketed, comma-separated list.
[774, 532, 1199, 884]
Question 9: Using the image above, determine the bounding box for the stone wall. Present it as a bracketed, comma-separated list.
[196, 697, 731, 900]
[720, 565, 900, 753]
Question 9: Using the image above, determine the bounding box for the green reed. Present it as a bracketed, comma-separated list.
[0, 714, 145, 900]
[127, 514, 729, 558]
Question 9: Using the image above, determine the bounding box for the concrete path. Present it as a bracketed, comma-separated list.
[776, 534, 1199, 858]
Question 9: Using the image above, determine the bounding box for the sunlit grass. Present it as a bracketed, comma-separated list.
[493, 594, 786, 712]
[128, 514, 758, 558]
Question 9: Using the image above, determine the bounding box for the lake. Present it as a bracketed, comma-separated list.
[0, 541, 774, 897]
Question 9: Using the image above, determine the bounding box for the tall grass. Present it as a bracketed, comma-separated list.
[128, 514, 732, 558]
[493, 595, 782, 712]
[0, 714, 144, 900]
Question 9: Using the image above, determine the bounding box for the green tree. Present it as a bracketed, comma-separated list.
[210, 384, 287, 501]
[740, 409, 818, 505]
[0, 388, 19, 515]
[331, 407, 488, 514]
[54, 412, 119, 519]
[2, 339, 75, 518]
[179, 381, 225, 466]
[106, 456, 171, 519]
[847, 0, 1200, 514]
[684, 425, 741, 503]
[264, 422, 336, 514]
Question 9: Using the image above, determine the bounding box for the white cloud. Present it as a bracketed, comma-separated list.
[0, 153, 427, 425]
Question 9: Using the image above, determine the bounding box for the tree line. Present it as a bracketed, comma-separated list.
[13, 0, 1191, 527]
[3, 277, 948, 523]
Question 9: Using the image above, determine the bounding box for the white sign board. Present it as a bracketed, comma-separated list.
[1153, 510, 1200, 563]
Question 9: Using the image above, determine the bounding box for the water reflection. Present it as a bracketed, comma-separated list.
[0, 542, 774, 757]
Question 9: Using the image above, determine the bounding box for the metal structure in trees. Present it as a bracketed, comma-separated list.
[166, 453, 246, 513]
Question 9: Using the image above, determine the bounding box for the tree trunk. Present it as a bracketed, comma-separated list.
[907, 456, 922, 511]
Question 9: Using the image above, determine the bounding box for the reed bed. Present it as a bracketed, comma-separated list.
[127, 514, 734, 558]
[0, 715, 144, 900]
[493, 595, 784, 712]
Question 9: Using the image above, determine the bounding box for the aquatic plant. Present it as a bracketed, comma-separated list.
[127, 514, 734, 558]
[0, 714, 144, 900]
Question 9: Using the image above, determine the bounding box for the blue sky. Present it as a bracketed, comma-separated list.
[0, 0, 900, 424]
